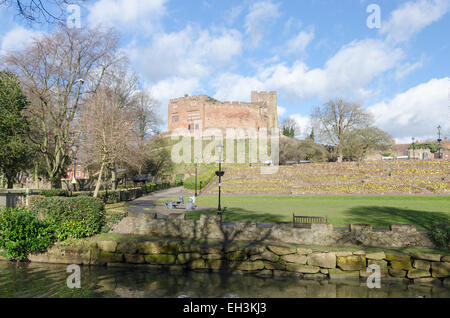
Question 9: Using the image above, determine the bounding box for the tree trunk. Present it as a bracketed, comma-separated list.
[111, 166, 117, 191]
[7, 178, 14, 189]
[337, 146, 343, 163]
[93, 162, 105, 198]
[50, 176, 62, 189]
[34, 165, 39, 189]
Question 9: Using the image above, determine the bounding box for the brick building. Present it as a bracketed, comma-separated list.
[166, 91, 279, 133]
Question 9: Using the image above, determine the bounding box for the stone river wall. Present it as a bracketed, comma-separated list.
[112, 214, 435, 249]
[18, 239, 450, 285]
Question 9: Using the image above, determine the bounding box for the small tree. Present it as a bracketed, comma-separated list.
[0, 71, 31, 188]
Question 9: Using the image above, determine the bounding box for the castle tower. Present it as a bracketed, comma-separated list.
[251, 91, 278, 130]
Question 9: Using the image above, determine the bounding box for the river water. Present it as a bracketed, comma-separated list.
[0, 261, 449, 298]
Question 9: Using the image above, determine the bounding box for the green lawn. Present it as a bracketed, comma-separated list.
[171, 196, 450, 229]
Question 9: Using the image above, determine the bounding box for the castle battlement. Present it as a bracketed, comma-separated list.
[167, 91, 278, 132]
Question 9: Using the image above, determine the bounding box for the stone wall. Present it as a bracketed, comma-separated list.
[112, 214, 436, 249]
[21, 239, 450, 285]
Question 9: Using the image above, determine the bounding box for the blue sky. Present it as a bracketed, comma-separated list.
[1, 0, 449, 143]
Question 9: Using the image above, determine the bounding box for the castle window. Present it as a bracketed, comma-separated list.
[195, 124, 199, 130]
[172, 115, 179, 123]
[188, 111, 200, 121]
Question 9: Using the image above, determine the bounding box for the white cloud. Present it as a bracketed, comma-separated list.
[277, 106, 286, 116]
[147, 77, 201, 123]
[212, 73, 265, 101]
[244, 0, 281, 48]
[368, 77, 450, 141]
[290, 114, 312, 139]
[381, 0, 450, 43]
[395, 60, 424, 79]
[0, 26, 43, 55]
[126, 26, 242, 82]
[226, 5, 245, 25]
[87, 0, 167, 30]
[212, 39, 404, 102]
[286, 29, 314, 54]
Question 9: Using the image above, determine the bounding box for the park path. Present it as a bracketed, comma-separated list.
[126, 186, 184, 218]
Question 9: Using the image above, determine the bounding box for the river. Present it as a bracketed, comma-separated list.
[0, 261, 449, 298]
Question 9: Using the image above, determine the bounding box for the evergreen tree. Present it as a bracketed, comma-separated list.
[309, 128, 315, 142]
[0, 71, 30, 188]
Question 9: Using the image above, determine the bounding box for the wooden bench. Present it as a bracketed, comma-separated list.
[293, 214, 328, 228]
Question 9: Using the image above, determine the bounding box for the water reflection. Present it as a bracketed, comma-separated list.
[0, 261, 448, 298]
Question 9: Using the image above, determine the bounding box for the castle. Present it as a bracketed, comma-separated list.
[167, 91, 279, 133]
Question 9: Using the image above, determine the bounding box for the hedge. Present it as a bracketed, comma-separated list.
[0, 208, 54, 260]
[183, 169, 216, 190]
[40, 189, 70, 197]
[30, 196, 106, 241]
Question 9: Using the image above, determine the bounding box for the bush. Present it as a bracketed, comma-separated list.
[428, 223, 450, 249]
[183, 170, 216, 190]
[174, 174, 184, 186]
[30, 196, 106, 241]
[0, 208, 54, 260]
[145, 182, 156, 193]
[40, 189, 70, 197]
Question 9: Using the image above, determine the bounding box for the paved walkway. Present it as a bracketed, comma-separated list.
[125, 187, 183, 217]
[125, 187, 213, 218]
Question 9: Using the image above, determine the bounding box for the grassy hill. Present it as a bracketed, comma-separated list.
[201, 160, 449, 195]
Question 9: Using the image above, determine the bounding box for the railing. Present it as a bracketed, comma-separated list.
[293, 214, 328, 228]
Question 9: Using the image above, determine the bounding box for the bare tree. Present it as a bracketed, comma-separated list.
[81, 86, 141, 198]
[0, 0, 82, 24]
[133, 90, 161, 141]
[343, 127, 392, 161]
[311, 98, 372, 162]
[4, 26, 124, 188]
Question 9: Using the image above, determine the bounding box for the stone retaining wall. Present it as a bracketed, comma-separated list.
[112, 214, 435, 249]
[21, 240, 450, 285]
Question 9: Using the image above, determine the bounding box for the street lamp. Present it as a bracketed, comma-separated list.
[71, 144, 78, 195]
[437, 125, 442, 159]
[215, 143, 224, 217]
[412, 137, 415, 160]
[194, 157, 198, 197]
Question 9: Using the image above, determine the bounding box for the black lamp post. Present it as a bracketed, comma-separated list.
[412, 137, 415, 160]
[215, 144, 224, 217]
[71, 145, 78, 196]
[194, 157, 198, 197]
[437, 125, 442, 159]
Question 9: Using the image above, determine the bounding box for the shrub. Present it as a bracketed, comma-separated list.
[0, 208, 54, 260]
[96, 190, 121, 204]
[174, 174, 184, 186]
[183, 170, 216, 190]
[428, 223, 450, 249]
[30, 196, 106, 241]
[145, 182, 156, 193]
[40, 189, 70, 197]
